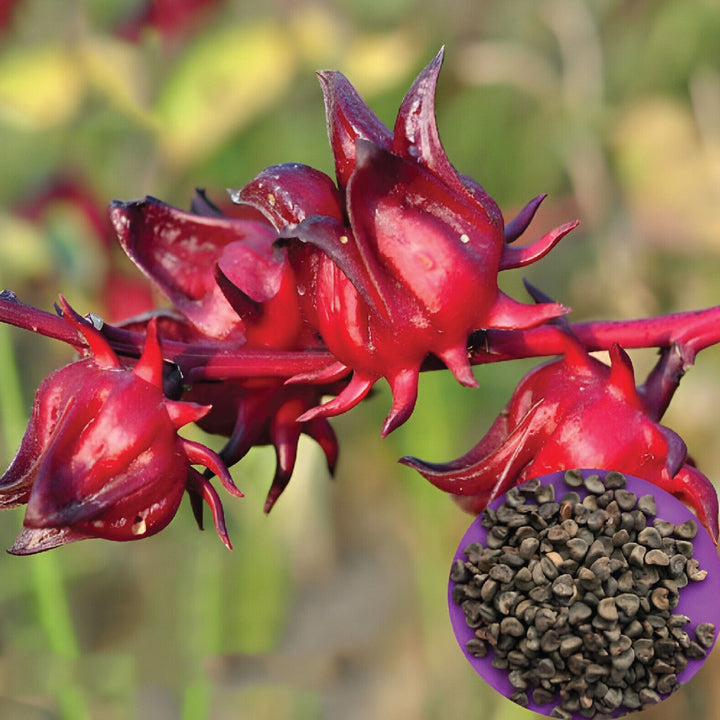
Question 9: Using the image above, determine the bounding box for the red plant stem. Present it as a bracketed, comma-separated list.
[2, 291, 720, 381]
[99, 324, 336, 378]
[474, 307, 720, 365]
[0, 292, 81, 348]
[639, 344, 693, 421]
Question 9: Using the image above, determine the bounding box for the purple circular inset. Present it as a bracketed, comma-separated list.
[448, 469, 720, 719]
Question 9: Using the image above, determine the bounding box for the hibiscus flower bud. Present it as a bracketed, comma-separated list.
[0, 298, 242, 554]
[401, 337, 719, 542]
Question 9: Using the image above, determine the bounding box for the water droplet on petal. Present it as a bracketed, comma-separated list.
[88, 313, 104, 330]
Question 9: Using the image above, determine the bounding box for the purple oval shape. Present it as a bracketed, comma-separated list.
[448, 469, 720, 719]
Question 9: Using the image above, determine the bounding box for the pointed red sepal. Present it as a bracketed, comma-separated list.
[190, 188, 223, 217]
[659, 425, 690, 478]
[500, 220, 579, 270]
[504, 194, 547, 243]
[382, 368, 421, 437]
[436, 344, 478, 388]
[400, 399, 548, 503]
[182, 439, 243, 499]
[186, 470, 233, 550]
[7, 525, 93, 556]
[317, 70, 393, 187]
[207, 388, 276, 470]
[296, 372, 376, 423]
[264, 419, 302, 513]
[392, 48, 462, 194]
[187, 482, 205, 530]
[554, 329, 596, 370]
[133, 318, 163, 387]
[484, 291, 569, 330]
[392, 48, 505, 228]
[165, 400, 211, 429]
[263, 474, 290, 514]
[285, 360, 351, 386]
[667, 464, 719, 544]
[608, 344, 642, 404]
[56, 295, 119, 369]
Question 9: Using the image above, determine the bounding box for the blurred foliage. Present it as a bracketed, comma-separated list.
[1, 0, 720, 718]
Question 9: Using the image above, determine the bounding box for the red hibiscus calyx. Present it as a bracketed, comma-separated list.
[401, 333, 719, 542]
[231, 49, 577, 435]
[0, 297, 242, 554]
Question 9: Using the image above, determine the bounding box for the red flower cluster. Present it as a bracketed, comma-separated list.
[0, 49, 717, 553]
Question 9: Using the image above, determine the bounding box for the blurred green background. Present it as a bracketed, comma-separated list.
[1, 0, 720, 718]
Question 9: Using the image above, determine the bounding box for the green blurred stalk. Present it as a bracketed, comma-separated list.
[180, 530, 224, 720]
[182, 679, 212, 720]
[0, 323, 89, 720]
[31, 552, 80, 659]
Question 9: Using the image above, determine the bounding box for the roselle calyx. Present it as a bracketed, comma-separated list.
[0, 298, 242, 554]
[402, 337, 720, 542]
[109, 194, 307, 346]
[233, 49, 578, 434]
[108, 192, 339, 510]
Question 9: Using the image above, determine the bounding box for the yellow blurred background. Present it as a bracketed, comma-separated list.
[1, 1, 720, 718]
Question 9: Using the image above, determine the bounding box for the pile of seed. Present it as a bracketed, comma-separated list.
[451, 470, 716, 719]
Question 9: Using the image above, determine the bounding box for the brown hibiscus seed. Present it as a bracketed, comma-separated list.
[637, 495, 658, 516]
[583, 474, 605, 494]
[638, 527, 663, 548]
[604, 471, 627, 489]
[451, 470, 713, 716]
[450, 559, 470, 583]
[564, 469, 584, 487]
[466, 638, 488, 657]
[645, 549, 671, 567]
[596, 597, 618, 622]
[686, 558, 708, 582]
[674, 520, 698, 540]
[695, 623, 716, 649]
[535, 484, 556, 504]
[615, 489, 638, 512]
